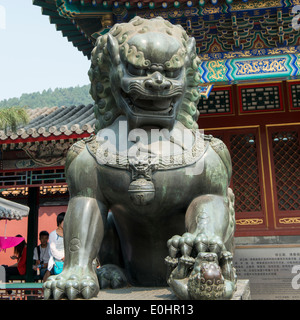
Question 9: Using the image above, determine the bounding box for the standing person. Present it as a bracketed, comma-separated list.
[3, 235, 27, 282]
[33, 231, 50, 279]
[43, 212, 65, 282]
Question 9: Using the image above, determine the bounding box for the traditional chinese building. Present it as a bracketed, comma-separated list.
[0, 105, 94, 275]
[1, 0, 299, 280]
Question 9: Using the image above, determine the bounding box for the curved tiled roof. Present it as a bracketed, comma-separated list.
[0, 104, 96, 142]
[0, 197, 29, 220]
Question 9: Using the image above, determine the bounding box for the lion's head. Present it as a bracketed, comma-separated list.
[88, 16, 202, 132]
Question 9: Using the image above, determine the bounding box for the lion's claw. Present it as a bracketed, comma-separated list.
[43, 271, 99, 300]
[65, 279, 80, 299]
[81, 277, 99, 299]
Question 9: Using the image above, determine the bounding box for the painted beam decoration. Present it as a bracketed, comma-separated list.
[32, 0, 300, 84]
[200, 53, 300, 82]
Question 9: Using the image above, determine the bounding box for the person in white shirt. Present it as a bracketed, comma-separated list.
[33, 230, 50, 279]
[43, 212, 65, 282]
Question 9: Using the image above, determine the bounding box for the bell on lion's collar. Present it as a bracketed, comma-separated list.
[128, 178, 155, 206]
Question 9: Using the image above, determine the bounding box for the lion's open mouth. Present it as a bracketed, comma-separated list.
[121, 90, 176, 116]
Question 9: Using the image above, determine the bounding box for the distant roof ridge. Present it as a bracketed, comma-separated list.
[0, 103, 95, 142]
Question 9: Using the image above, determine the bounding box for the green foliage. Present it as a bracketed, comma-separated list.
[0, 85, 93, 109]
[0, 106, 29, 132]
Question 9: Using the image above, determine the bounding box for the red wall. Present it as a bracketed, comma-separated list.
[0, 205, 67, 266]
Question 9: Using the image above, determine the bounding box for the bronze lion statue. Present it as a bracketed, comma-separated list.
[43, 16, 237, 300]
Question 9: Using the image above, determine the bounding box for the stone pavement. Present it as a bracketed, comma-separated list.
[92, 279, 250, 300]
[93, 286, 176, 300]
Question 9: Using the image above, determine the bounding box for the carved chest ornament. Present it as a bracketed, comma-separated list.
[86, 130, 209, 205]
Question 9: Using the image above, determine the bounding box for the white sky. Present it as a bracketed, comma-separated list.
[0, 0, 91, 101]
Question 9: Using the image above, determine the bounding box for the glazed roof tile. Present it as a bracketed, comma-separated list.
[0, 104, 96, 143]
[26, 106, 59, 121]
[0, 197, 29, 220]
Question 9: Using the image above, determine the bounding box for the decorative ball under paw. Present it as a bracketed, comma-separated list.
[188, 253, 225, 300]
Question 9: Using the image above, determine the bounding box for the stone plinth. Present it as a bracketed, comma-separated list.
[91, 279, 251, 300]
[231, 279, 251, 300]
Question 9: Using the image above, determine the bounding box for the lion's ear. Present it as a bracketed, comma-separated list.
[107, 33, 120, 65]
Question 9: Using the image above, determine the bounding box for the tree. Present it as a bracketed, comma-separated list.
[0, 85, 93, 109]
[0, 106, 29, 132]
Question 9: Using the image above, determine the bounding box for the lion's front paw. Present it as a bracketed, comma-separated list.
[165, 233, 236, 300]
[165, 233, 195, 269]
[43, 268, 99, 300]
[96, 264, 128, 289]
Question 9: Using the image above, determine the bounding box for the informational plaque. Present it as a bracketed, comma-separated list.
[233, 246, 300, 300]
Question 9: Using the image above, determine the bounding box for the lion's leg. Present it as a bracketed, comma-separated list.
[64, 196, 107, 267]
[44, 196, 108, 300]
[166, 192, 236, 300]
[97, 212, 128, 289]
[43, 144, 110, 300]
[185, 193, 235, 254]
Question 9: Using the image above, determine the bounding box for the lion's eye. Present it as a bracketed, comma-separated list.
[165, 69, 182, 78]
[127, 64, 146, 77]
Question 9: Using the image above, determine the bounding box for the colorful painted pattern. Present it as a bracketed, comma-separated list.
[200, 54, 300, 82]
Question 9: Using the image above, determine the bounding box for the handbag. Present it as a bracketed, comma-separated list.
[53, 260, 64, 275]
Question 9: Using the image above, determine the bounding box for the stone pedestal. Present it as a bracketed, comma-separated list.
[92, 279, 251, 300]
[231, 279, 251, 300]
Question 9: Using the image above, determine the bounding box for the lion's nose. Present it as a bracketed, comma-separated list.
[144, 72, 171, 91]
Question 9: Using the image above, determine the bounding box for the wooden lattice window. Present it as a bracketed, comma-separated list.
[239, 84, 283, 113]
[272, 130, 300, 211]
[0, 168, 66, 188]
[290, 83, 300, 110]
[230, 133, 262, 213]
[198, 87, 232, 115]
